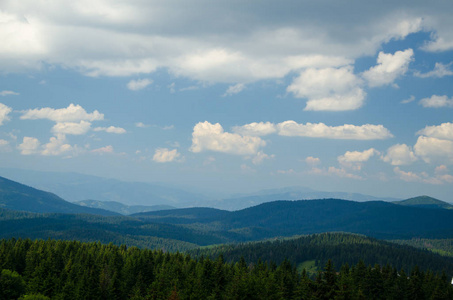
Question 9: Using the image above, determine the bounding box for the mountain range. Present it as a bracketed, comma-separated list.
[0, 168, 401, 210]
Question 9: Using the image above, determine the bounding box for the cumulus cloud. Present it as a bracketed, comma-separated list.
[91, 145, 114, 154]
[135, 122, 149, 128]
[414, 136, 453, 164]
[381, 144, 417, 165]
[0, 90, 19, 96]
[393, 167, 424, 183]
[0, 2, 442, 82]
[338, 148, 379, 170]
[232, 122, 277, 136]
[51, 121, 91, 135]
[18, 137, 41, 155]
[153, 148, 181, 163]
[419, 95, 453, 108]
[327, 167, 363, 180]
[93, 126, 126, 134]
[305, 156, 321, 167]
[287, 66, 365, 111]
[21, 103, 104, 122]
[0, 103, 12, 126]
[415, 62, 453, 78]
[190, 121, 266, 155]
[362, 49, 413, 87]
[251, 151, 274, 165]
[417, 122, 453, 140]
[277, 121, 393, 140]
[127, 78, 153, 91]
[0, 139, 10, 152]
[223, 83, 245, 96]
[41, 134, 73, 156]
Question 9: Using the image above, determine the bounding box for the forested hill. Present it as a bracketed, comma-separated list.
[393, 195, 453, 210]
[1, 238, 452, 299]
[0, 176, 118, 216]
[133, 199, 453, 239]
[190, 232, 453, 275]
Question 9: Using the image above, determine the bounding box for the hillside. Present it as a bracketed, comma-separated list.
[190, 232, 453, 275]
[74, 199, 176, 215]
[393, 195, 453, 210]
[0, 176, 118, 216]
[133, 199, 453, 240]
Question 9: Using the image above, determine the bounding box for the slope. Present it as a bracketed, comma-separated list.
[393, 195, 453, 210]
[0, 176, 118, 216]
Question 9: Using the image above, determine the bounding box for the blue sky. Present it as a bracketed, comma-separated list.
[0, 1, 452, 200]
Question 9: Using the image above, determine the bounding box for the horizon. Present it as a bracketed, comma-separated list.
[1, 1, 452, 202]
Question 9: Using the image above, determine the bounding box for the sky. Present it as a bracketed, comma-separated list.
[0, 0, 453, 201]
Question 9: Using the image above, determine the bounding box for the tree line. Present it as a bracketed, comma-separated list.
[1, 238, 453, 299]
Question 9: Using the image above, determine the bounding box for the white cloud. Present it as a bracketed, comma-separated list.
[251, 151, 274, 165]
[153, 148, 181, 163]
[0, 2, 441, 83]
[305, 156, 321, 167]
[287, 66, 365, 111]
[51, 121, 91, 135]
[277, 121, 393, 140]
[419, 95, 453, 108]
[393, 167, 423, 183]
[21, 103, 104, 122]
[135, 122, 149, 128]
[338, 148, 379, 170]
[362, 49, 413, 87]
[127, 78, 153, 91]
[327, 167, 363, 180]
[414, 136, 453, 164]
[232, 122, 277, 137]
[415, 62, 453, 78]
[93, 126, 126, 134]
[41, 134, 73, 156]
[223, 83, 245, 96]
[18, 137, 41, 155]
[0, 139, 10, 152]
[190, 121, 266, 155]
[0, 103, 12, 126]
[381, 144, 417, 166]
[401, 95, 415, 104]
[91, 145, 114, 154]
[417, 122, 453, 140]
[0, 90, 19, 96]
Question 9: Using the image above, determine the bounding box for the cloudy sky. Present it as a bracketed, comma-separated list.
[1, 0, 453, 200]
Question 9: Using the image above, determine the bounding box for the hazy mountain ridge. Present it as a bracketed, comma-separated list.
[0, 168, 402, 211]
[0, 176, 118, 216]
[74, 199, 176, 215]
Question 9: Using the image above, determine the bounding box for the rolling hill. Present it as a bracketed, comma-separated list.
[393, 195, 453, 210]
[0, 176, 118, 216]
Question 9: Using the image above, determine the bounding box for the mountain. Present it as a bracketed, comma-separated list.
[205, 187, 400, 210]
[133, 198, 453, 240]
[0, 176, 118, 216]
[0, 168, 208, 206]
[0, 168, 401, 210]
[393, 195, 453, 210]
[74, 199, 176, 215]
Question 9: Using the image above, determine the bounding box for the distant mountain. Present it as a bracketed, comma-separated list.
[393, 195, 453, 210]
[133, 198, 453, 240]
[74, 199, 176, 215]
[198, 186, 401, 211]
[0, 176, 118, 216]
[0, 168, 207, 206]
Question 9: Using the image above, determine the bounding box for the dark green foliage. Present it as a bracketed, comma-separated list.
[392, 238, 453, 257]
[189, 233, 453, 275]
[1, 238, 453, 299]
